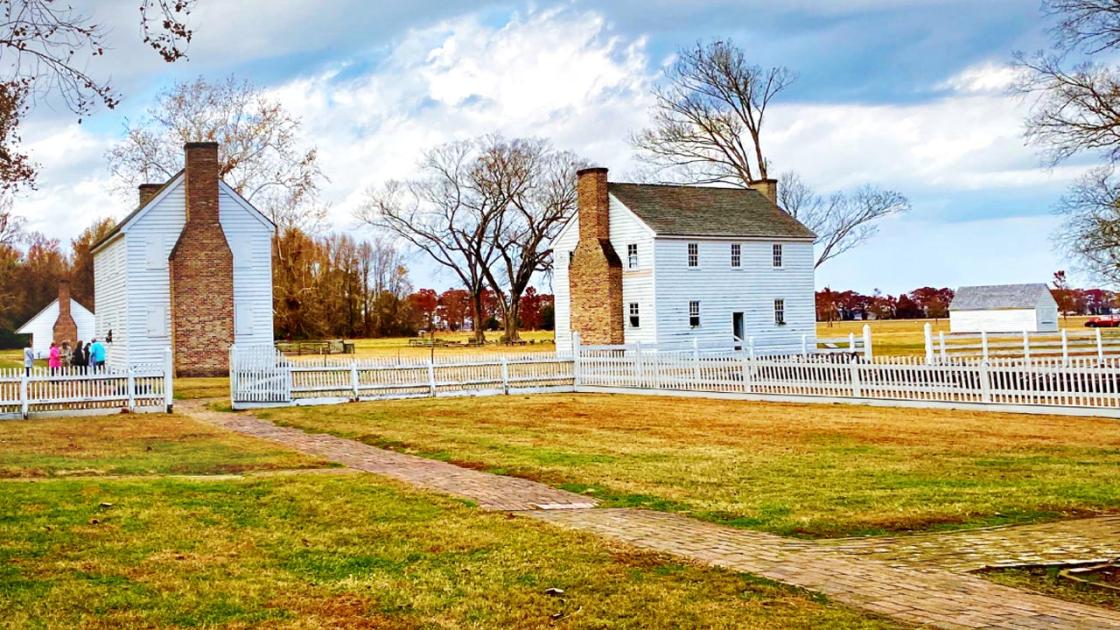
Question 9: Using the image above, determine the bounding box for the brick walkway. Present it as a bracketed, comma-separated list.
[184, 401, 1120, 629]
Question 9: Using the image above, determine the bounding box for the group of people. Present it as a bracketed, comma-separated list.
[23, 338, 108, 374]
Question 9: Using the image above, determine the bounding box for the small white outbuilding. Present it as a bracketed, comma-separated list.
[948, 283, 1059, 333]
[17, 296, 96, 359]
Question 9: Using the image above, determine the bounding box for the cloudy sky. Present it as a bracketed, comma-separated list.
[14, 0, 1092, 293]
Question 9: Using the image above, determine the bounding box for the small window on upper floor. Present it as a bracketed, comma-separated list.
[687, 242, 699, 267]
[731, 243, 741, 268]
[629, 302, 640, 328]
[689, 300, 701, 328]
[774, 299, 786, 326]
[627, 243, 639, 269]
[772, 243, 784, 268]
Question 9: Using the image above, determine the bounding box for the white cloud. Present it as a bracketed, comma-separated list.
[937, 62, 1022, 94]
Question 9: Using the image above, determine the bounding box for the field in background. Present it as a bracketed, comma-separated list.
[259, 393, 1120, 539]
[817, 316, 1098, 356]
[0, 413, 890, 628]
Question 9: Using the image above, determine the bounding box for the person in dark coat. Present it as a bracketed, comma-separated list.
[72, 341, 88, 369]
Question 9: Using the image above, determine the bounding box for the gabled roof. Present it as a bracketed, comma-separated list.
[950, 284, 1056, 311]
[16, 298, 94, 333]
[608, 182, 816, 239]
[91, 171, 275, 253]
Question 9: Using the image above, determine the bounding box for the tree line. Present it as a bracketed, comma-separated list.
[816, 287, 956, 323]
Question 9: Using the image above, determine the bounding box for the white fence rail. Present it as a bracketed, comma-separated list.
[922, 323, 1120, 363]
[2, 349, 173, 419]
[230, 345, 575, 408]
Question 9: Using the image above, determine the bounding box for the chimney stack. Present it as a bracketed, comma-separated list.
[168, 142, 234, 377]
[749, 178, 778, 205]
[138, 183, 162, 207]
[52, 280, 78, 345]
[568, 166, 624, 345]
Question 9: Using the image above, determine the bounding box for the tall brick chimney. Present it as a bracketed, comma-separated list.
[52, 280, 78, 345]
[568, 167, 623, 345]
[749, 178, 778, 205]
[139, 183, 162, 206]
[168, 142, 234, 377]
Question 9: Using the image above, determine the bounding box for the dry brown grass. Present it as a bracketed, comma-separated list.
[261, 393, 1120, 537]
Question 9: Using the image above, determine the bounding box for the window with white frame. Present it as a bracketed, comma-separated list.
[774, 299, 786, 326]
[687, 242, 699, 267]
[772, 243, 783, 268]
[629, 302, 640, 328]
[689, 300, 700, 327]
[627, 243, 638, 269]
[731, 243, 741, 268]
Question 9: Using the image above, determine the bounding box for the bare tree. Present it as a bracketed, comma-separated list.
[358, 141, 500, 343]
[779, 172, 910, 269]
[1043, 0, 1120, 54]
[106, 76, 326, 232]
[632, 40, 793, 186]
[476, 137, 583, 342]
[1055, 166, 1120, 283]
[0, 1, 195, 190]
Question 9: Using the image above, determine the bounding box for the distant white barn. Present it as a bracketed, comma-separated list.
[551, 168, 816, 354]
[91, 143, 275, 376]
[17, 281, 95, 358]
[949, 284, 1059, 333]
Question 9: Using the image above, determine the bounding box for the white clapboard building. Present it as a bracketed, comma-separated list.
[91, 143, 274, 376]
[17, 281, 95, 358]
[551, 168, 816, 354]
[949, 284, 1060, 333]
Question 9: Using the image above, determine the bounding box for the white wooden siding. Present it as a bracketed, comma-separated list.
[610, 197, 657, 346]
[93, 235, 128, 368]
[219, 183, 274, 348]
[950, 309, 1054, 333]
[551, 216, 579, 352]
[652, 237, 815, 354]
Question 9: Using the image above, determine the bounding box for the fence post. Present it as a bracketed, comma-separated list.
[1061, 329, 1070, 366]
[20, 369, 28, 419]
[572, 332, 582, 389]
[979, 360, 992, 403]
[127, 366, 136, 412]
[740, 354, 753, 394]
[427, 358, 437, 397]
[981, 331, 989, 362]
[692, 338, 701, 383]
[938, 331, 946, 362]
[164, 347, 174, 413]
[634, 341, 644, 387]
[801, 334, 808, 356]
[500, 356, 510, 395]
[924, 323, 934, 364]
[1022, 331, 1031, 363]
[848, 332, 856, 354]
[850, 357, 862, 398]
[863, 324, 873, 361]
[748, 336, 756, 361]
[350, 360, 360, 401]
[1096, 327, 1104, 363]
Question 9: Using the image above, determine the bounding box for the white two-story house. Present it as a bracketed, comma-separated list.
[551, 167, 816, 355]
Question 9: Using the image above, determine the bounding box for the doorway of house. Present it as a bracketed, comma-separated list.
[732, 312, 745, 350]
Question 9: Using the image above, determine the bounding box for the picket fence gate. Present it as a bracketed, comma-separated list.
[2, 349, 173, 419]
[923, 323, 1120, 363]
[229, 345, 575, 408]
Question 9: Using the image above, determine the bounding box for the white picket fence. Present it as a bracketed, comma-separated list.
[230, 345, 575, 408]
[575, 343, 1120, 414]
[1, 349, 173, 419]
[922, 323, 1120, 363]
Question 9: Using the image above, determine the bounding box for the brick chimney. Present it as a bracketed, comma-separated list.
[749, 178, 778, 205]
[168, 142, 234, 377]
[568, 167, 623, 345]
[52, 280, 78, 345]
[138, 183, 163, 206]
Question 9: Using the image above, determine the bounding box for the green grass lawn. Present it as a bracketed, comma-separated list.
[0, 414, 893, 628]
[258, 393, 1120, 538]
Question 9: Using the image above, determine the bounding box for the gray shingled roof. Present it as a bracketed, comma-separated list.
[608, 182, 816, 239]
[950, 284, 1055, 311]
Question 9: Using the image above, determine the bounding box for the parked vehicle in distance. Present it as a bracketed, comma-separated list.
[1084, 315, 1120, 327]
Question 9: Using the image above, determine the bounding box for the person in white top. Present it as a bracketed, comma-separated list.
[23, 346, 34, 376]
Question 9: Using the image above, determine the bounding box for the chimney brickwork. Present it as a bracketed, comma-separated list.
[749, 178, 779, 205]
[52, 280, 78, 345]
[568, 167, 624, 345]
[139, 183, 163, 207]
[168, 142, 235, 377]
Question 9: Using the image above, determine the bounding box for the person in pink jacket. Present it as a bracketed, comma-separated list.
[48, 342, 61, 372]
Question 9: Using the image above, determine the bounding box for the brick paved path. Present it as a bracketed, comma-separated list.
[184, 401, 1120, 629]
[821, 515, 1120, 572]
